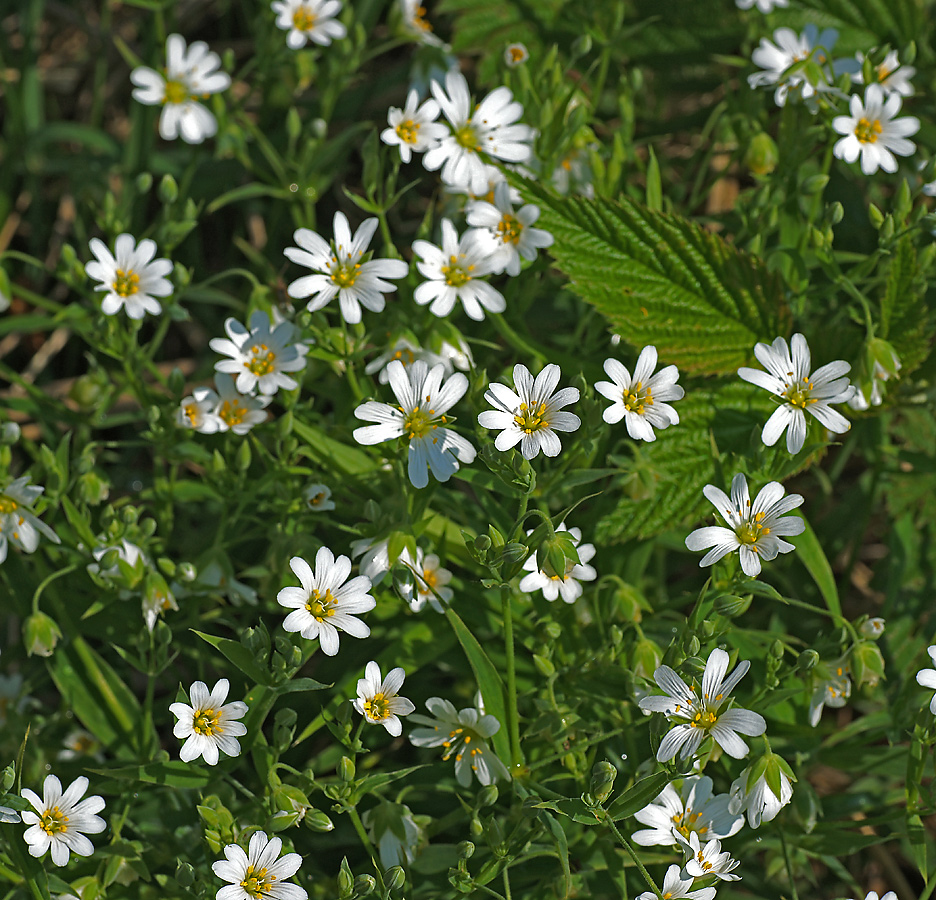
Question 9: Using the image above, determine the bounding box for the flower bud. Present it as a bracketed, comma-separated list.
[0, 422, 20, 444]
[386, 866, 406, 891]
[796, 649, 820, 672]
[850, 641, 885, 687]
[159, 174, 179, 204]
[338, 756, 356, 782]
[589, 761, 617, 803]
[24, 611, 62, 657]
[304, 809, 335, 832]
[1, 764, 15, 791]
[458, 840, 476, 859]
[477, 785, 499, 807]
[353, 875, 376, 897]
[744, 132, 779, 176]
[859, 617, 885, 639]
[175, 861, 196, 887]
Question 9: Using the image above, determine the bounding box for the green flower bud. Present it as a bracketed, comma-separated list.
[338, 756, 355, 782]
[159, 174, 179, 204]
[744, 132, 779, 176]
[796, 649, 820, 672]
[24, 611, 62, 657]
[458, 840, 476, 859]
[353, 875, 376, 897]
[1, 764, 15, 791]
[589, 761, 617, 803]
[385, 866, 406, 891]
[850, 641, 885, 687]
[175, 861, 196, 887]
[477, 784, 499, 808]
[304, 809, 335, 832]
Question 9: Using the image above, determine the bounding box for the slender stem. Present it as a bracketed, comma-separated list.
[777, 823, 800, 900]
[348, 806, 379, 869]
[471, 883, 507, 900]
[501, 586, 522, 767]
[602, 815, 663, 899]
[502, 869, 513, 900]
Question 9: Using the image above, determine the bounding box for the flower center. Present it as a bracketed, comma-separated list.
[403, 408, 435, 440]
[671, 808, 703, 839]
[855, 117, 883, 144]
[112, 268, 140, 297]
[305, 588, 336, 621]
[331, 262, 360, 288]
[736, 511, 770, 546]
[246, 344, 277, 377]
[183, 403, 202, 427]
[40, 807, 69, 836]
[396, 119, 420, 145]
[240, 864, 275, 899]
[513, 401, 548, 434]
[509, 46, 526, 63]
[0, 496, 17, 515]
[783, 377, 815, 409]
[454, 122, 479, 151]
[689, 707, 719, 730]
[421, 567, 439, 592]
[495, 214, 523, 246]
[193, 708, 223, 736]
[292, 5, 316, 31]
[441, 257, 473, 287]
[697, 852, 713, 871]
[219, 400, 246, 427]
[308, 491, 326, 507]
[363, 692, 391, 721]
[411, 5, 432, 31]
[622, 381, 653, 415]
[163, 79, 189, 105]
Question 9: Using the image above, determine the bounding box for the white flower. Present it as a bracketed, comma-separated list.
[447, 162, 520, 209]
[855, 50, 915, 97]
[398, 0, 445, 47]
[552, 146, 595, 197]
[738, 333, 854, 454]
[409, 697, 510, 786]
[350, 536, 415, 585]
[729, 758, 794, 828]
[832, 84, 919, 175]
[169, 678, 248, 765]
[423, 70, 534, 194]
[465, 182, 553, 276]
[285, 212, 408, 324]
[214, 374, 271, 435]
[478, 363, 580, 459]
[277, 549, 375, 656]
[639, 648, 766, 762]
[852, 893, 897, 900]
[21, 775, 106, 866]
[352, 661, 416, 736]
[142, 579, 178, 632]
[176, 386, 223, 433]
[747, 26, 837, 107]
[0, 476, 60, 564]
[87, 538, 144, 581]
[809, 661, 851, 726]
[681, 832, 741, 881]
[85, 234, 173, 319]
[0, 805, 19, 823]
[130, 34, 230, 144]
[504, 43, 529, 67]
[685, 473, 805, 577]
[302, 483, 334, 512]
[519, 522, 596, 604]
[210, 310, 309, 396]
[632, 776, 743, 847]
[636, 865, 716, 900]
[404, 548, 453, 613]
[594, 346, 684, 441]
[363, 802, 421, 869]
[381, 90, 448, 163]
[212, 831, 307, 900]
[736, 0, 788, 10]
[412, 219, 504, 321]
[272, 0, 346, 50]
[860, 617, 885, 639]
[353, 359, 476, 489]
[915, 646, 936, 714]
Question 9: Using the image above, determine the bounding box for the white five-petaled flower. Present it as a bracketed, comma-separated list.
[404, 548, 454, 613]
[504, 43, 529, 67]
[412, 219, 504, 321]
[632, 775, 744, 847]
[594, 346, 684, 441]
[212, 831, 307, 900]
[747, 26, 838, 107]
[681, 832, 741, 881]
[277, 549, 375, 656]
[169, 678, 248, 765]
[636, 865, 716, 900]
[210, 310, 309, 396]
[685, 473, 805, 577]
[809, 661, 852, 726]
[409, 697, 510, 786]
[302, 483, 334, 512]
[738, 333, 854, 454]
[728, 757, 794, 828]
[398, 0, 445, 47]
[85, 234, 173, 319]
[272, 0, 346, 49]
[381, 90, 448, 163]
[0, 476, 60, 564]
[639, 648, 767, 762]
[130, 34, 230, 144]
[423, 70, 534, 194]
[736, 0, 788, 10]
[465, 182, 553, 276]
[353, 359, 476, 488]
[285, 212, 408, 324]
[519, 522, 596, 604]
[352, 661, 416, 736]
[176, 386, 223, 433]
[478, 363, 581, 460]
[832, 84, 920, 175]
[855, 50, 915, 97]
[213, 374, 272, 435]
[915, 646, 936, 714]
[21, 775, 106, 866]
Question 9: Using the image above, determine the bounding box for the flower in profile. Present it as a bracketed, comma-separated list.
[350, 536, 415, 585]
[353, 360, 476, 488]
[214, 374, 271, 435]
[210, 310, 309, 396]
[681, 833, 741, 882]
[594, 346, 684, 441]
[747, 26, 838, 107]
[632, 776, 743, 847]
[504, 43, 529, 67]
[915, 646, 936, 713]
[404, 548, 453, 613]
[277, 549, 375, 656]
[832, 84, 920, 175]
[685, 473, 805, 577]
[728, 753, 795, 828]
[423, 70, 534, 194]
[466, 182, 553, 276]
[142, 576, 178, 632]
[639, 648, 766, 762]
[636, 865, 716, 900]
[736, 0, 788, 10]
[85, 234, 173, 319]
[363, 801, 422, 869]
[381, 90, 448, 163]
[398, 0, 445, 47]
[302, 483, 334, 512]
[176, 386, 223, 433]
[86, 537, 145, 582]
[0, 805, 19, 823]
[272, 0, 346, 49]
[285, 212, 408, 324]
[808, 661, 851, 726]
[855, 50, 915, 97]
[412, 219, 504, 321]
[130, 34, 230, 144]
[212, 831, 307, 900]
[169, 678, 248, 765]
[519, 522, 596, 604]
[409, 698, 510, 786]
[0, 476, 60, 564]
[860, 617, 885, 639]
[478, 363, 581, 459]
[352, 661, 416, 736]
[21, 775, 106, 866]
[738, 333, 854, 453]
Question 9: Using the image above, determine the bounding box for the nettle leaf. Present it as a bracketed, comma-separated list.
[881, 237, 932, 376]
[519, 181, 791, 376]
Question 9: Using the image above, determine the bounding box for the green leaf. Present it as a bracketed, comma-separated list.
[517, 179, 790, 375]
[541, 811, 573, 898]
[60, 495, 98, 547]
[881, 237, 932, 375]
[444, 609, 511, 764]
[645, 147, 662, 211]
[792, 513, 841, 618]
[533, 798, 601, 825]
[607, 771, 676, 821]
[87, 761, 211, 790]
[291, 418, 379, 477]
[275, 677, 332, 694]
[206, 183, 294, 215]
[192, 630, 272, 686]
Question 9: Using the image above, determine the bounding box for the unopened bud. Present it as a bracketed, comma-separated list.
[458, 840, 476, 859]
[304, 809, 335, 832]
[589, 761, 617, 803]
[353, 875, 376, 896]
[744, 132, 779, 176]
[24, 612, 62, 657]
[338, 756, 355, 782]
[175, 861, 196, 887]
[385, 866, 405, 891]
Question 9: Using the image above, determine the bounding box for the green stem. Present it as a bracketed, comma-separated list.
[31, 564, 80, 613]
[501, 586, 522, 767]
[777, 823, 800, 900]
[602, 814, 663, 899]
[348, 806, 379, 869]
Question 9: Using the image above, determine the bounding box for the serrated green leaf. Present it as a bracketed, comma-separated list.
[881, 237, 932, 375]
